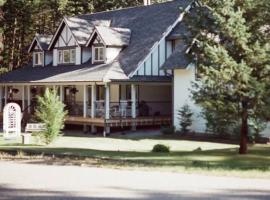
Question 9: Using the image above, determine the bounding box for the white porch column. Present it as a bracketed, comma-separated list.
[22, 86, 25, 111]
[83, 85, 88, 133]
[83, 85, 88, 118]
[104, 84, 110, 136]
[4, 85, 7, 105]
[91, 84, 97, 133]
[105, 84, 110, 120]
[27, 85, 31, 113]
[0, 86, 3, 112]
[59, 86, 64, 102]
[131, 84, 137, 131]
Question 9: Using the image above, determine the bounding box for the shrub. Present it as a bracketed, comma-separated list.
[152, 144, 170, 153]
[0, 67, 8, 75]
[178, 104, 193, 133]
[35, 88, 67, 144]
[161, 126, 175, 135]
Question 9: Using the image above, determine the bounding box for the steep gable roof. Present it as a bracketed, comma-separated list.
[28, 34, 53, 52]
[87, 26, 131, 47]
[79, 0, 193, 77]
[162, 42, 191, 69]
[2, 0, 194, 84]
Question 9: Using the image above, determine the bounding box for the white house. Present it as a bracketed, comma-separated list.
[0, 0, 206, 134]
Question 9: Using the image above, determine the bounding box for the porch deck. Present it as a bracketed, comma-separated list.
[65, 115, 172, 128]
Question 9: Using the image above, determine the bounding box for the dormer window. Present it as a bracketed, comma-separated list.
[93, 46, 105, 63]
[33, 52, 43, 66]
[58, 49, 76, 64]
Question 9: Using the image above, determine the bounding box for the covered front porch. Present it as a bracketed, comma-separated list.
[0, 82, 172, 135]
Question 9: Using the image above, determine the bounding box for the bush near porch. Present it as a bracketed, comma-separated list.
[0, 133, 270, 178]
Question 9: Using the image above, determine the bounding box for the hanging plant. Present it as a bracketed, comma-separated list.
[31, 88, 37, 95]
[70, 87, 78, 94]
[12, 88, 19, 94]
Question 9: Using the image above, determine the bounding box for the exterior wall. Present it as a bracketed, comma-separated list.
[53, 23, 80, 66]
[173, 66, 206, 132]
[75, 46, 81, 65]
[53, 49, 57, 66]
[110, 84, 119, 102]
[138, 85, 172, 116]
[136, 38, 168, 76]
[45, 51, 53, 66]
[82, 47, 92, 63]
[135, 38, 174, 77]
[106, 47, 122, 63]
[55, 24, 76, 48]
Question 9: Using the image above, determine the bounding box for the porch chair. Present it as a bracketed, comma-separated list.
[119, 100, 128, 118]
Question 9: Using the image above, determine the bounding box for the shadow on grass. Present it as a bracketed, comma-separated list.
[0, 145, 270, 171]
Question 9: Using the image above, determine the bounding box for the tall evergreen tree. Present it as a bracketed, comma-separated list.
[190, 0, 270, 154]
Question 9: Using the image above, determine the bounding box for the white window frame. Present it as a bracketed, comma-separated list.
[57, 49, 76, 64]
[33, 52, 43, 66]
[63, 50, 70, 64]
[58, 50, 63, 64]
[93, 46, 105, 63]
[70, 49, 76, 63]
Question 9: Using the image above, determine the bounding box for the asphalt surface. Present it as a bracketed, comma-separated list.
[0, 161, 270, 200]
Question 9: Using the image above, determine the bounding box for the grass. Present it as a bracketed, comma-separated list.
[0, 133, 270, 178]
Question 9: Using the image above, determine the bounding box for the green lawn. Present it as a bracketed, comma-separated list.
[0, 133, 270, 178]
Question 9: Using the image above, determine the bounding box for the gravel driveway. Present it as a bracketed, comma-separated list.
[0, 161, 270, 200]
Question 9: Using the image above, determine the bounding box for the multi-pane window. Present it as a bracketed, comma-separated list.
[33, 52, 43, 66]
[58, 49, 76, 64]
[94, 47, 105, 62]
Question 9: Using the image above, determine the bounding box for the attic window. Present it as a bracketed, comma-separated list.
[33, 52, 43, 66]
[93, 46, 105, 63]
[58, 49, 76, 64]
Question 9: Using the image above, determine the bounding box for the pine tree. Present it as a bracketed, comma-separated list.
[190, 0, 270, 154]
[178, 104, 193, 133]
[35, 88, 67, 144]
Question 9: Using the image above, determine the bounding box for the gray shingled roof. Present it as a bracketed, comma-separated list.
[36, 34, 53, 50]
[78, 0, 193, 76]
[167, 22, 189, 40]
[94, 26, 131, 46]
[162, 42, 191, 69]
[2, 0, 193, 83]
[0, 61, 127, 83]
[64, 17, 93, 46]
[29, 34, 53, 52]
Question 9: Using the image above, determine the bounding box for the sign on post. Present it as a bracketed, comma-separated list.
[3, 103, 21, 139]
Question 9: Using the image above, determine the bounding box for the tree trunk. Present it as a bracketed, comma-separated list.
[239, 101, 248, 154]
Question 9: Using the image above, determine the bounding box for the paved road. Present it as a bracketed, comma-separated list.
[0, 161, 270, 200]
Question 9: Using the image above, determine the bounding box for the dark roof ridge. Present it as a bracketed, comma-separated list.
[77, 0, 178, 18]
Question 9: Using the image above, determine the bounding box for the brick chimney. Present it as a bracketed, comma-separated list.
[143, 0, 151, 6]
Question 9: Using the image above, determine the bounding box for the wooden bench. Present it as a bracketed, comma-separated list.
[25, 123, 46, 133]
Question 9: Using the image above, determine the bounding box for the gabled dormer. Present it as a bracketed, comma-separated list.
[48, 17, 92, 66]
[28, 34, 53, 67]
[86, 26, 131, 64]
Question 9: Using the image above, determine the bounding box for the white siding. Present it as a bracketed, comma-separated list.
[45, 52, 53, 66]
[145, 56, 152, 75]
[137, 63, 144, 75]
[82, 47, 92, 63]
[110, 84, 119, 102]
[159, 39, 166, 76]
[53, 49, 57, 66]
[166, 41, 172, 58]
[106, 47, 122, 63]
[152, 47, 159, 76]
[75, 46, 81, 65]
[173, 66, 206, 132]
[59, 37, 66, 47]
